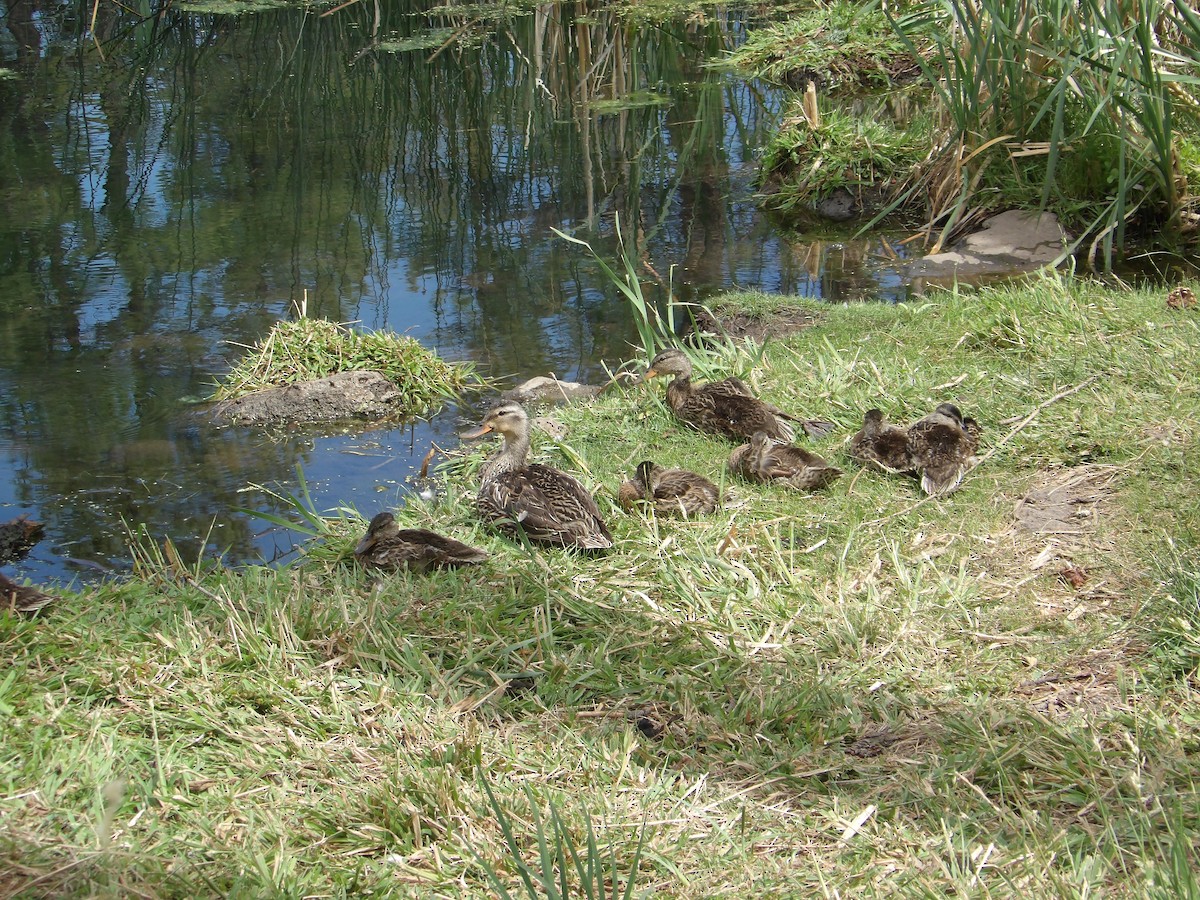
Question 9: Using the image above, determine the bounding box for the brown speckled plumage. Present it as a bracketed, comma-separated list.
[1, 572, 55, 614]
[906, 403, 981, 496]
[618, 461, 720, 517]
[849, 409, 914, 474]
[645, 349, 832, 442]
[729, 431, 842, 491]
[464, 402, 613, 550]
[354, 512, 488, 573]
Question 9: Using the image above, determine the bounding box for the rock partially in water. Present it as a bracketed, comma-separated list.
[908, 210, 1071, 283]
[208, 370, 407, 427]
[816, 187, 859, 223]
[0, 516, 44, 565]
[500, 375, 601, 406]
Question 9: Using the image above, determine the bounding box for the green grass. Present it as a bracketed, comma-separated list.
[758, 105, 935, 216]
[724, 1, 912, 92]
[4, 273, 1200, 895]
[210, 317, 482, 414]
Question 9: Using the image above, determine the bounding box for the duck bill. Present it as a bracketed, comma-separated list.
[459, 423, 494, 440]
[644, 368, 659, 379]
[354, 535, 376, 556]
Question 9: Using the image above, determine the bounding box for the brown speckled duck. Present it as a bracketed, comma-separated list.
[1, 572, 55, 614]
[729, 431, 842, 491]
[354, 512, 488, 573]
[644, 349, 832, 442]
[618, 460, 721, 517]
[848, 409, 914, 474]
[463, 402, 613, 550]
[906, 403, 982, 496]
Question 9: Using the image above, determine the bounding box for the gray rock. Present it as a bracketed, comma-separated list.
[208, 370, 406, 426]
[908, 210, 1071, 281]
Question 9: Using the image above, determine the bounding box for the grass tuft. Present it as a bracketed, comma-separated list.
[210, 317, 481, 413]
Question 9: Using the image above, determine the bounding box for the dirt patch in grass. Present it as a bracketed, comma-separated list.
[1016, 645, 1134, 721]
[973, 464, 1130, 626]
[687, 306, 825, 344]
[1014, 464, 1120, 536]
[971, 464, 1145, 721]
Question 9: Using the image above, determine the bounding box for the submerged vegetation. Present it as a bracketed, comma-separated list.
[740, 0, 1200, 266]
[5, 273, 1200, 894]
[211, 317, 480, 412]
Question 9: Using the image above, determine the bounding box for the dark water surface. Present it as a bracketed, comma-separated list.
[0, 1, 911, 585]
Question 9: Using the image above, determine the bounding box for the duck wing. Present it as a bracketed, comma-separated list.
[850, 423, 913, 474]
[680, 390, 794, 441]
[757, 445, 843, 490]
[649, 469, 720, 517]
[709, 381, 835, 439]
[395, 529, 489, 569]
[1, 572, 55, 614]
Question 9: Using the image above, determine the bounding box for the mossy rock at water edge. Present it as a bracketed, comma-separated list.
[208, 318, 481, 425]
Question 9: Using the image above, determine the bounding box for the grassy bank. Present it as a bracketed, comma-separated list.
[3, 273, 1199, 896]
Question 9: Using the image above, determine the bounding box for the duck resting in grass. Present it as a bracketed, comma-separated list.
[618, 460, 721, 517]
[354, 512, 488, 573]
[906, 403, 982, 496]
[848, 408, 914, 475]
[644, 348, 833, 442]
[728, 431, 842, 491]
[462, 402, 613, 550]
[1, 572, 55, 614]
[849, 403, 982, 496]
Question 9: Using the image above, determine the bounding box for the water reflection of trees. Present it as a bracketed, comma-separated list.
[0, 0, 902, 578]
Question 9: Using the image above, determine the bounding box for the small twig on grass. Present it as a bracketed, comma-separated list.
[975, 374, 1102, 466]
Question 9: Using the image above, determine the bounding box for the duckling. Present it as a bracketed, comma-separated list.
[462, 402, 613, 550]
[618, 460, 721, 517]
[644, 348, 832, 442]
[729, 431, 842, 491]
[848, 409, 914, 474]
[1, 572, 55, 614]
[906, 403, 981, 496]
[354, 512, 488, 573]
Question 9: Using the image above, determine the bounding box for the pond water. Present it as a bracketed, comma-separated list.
[0, 1, 917, 586]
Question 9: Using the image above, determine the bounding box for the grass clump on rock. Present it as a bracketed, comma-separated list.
[211, 317, 480, 413]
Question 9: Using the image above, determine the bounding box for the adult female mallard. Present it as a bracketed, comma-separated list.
[354, 512, 488, 573]
[906, 403, 982, 496]
[848, 409, 914, 474]
[618, 460, 721, 517]
[644, 348, 831, 442]
[462, 402, 613, 550]
[729, 431, 842, 491]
